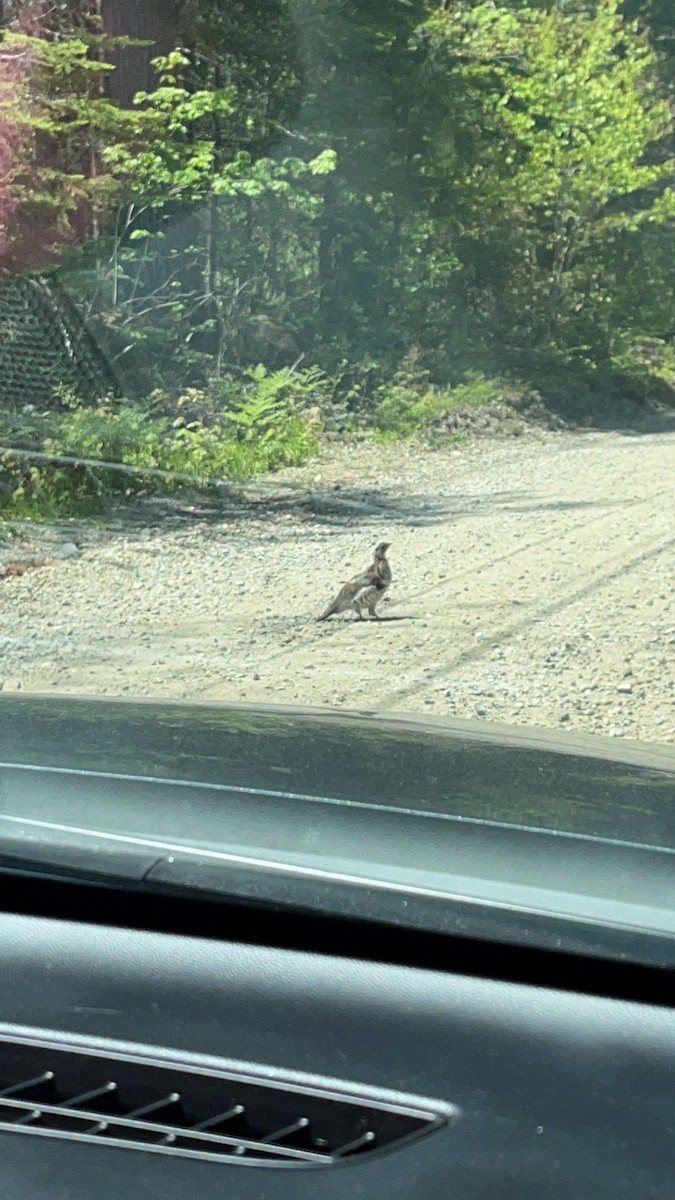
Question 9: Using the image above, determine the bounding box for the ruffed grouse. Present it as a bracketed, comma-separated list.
[317, 541, 392, 621]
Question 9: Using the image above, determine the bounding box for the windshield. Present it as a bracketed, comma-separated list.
[0, 0, 673, 872]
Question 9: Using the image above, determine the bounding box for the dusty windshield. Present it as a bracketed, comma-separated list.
[0, 0, 673, 752]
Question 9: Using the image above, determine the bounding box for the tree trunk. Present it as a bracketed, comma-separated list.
[101, 0, 184, 107]
[318, 173, 338, 323]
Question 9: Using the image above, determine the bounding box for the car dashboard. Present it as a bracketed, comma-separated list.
[0, 695, 673, 1200]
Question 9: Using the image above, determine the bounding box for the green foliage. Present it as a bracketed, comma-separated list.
[610, 337, 675, 405]
[0, 21, 143, 270]
[102, 51, 237, 202]
[1, 0, 674, 520]
[418, 0, 674, 353]
[373, 371, 522, 439]
[0, 367, 321, 515]
[373, 386, 440, 438]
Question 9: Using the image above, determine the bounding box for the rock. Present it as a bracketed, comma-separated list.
[54, 542, 80, 560]
[617, 682, 633, 694]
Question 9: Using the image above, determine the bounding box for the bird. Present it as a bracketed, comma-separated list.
[317, 542, 392, 621]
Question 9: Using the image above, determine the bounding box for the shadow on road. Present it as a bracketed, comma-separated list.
[317, 614, 418, 625]
[106, 483, 652, 538]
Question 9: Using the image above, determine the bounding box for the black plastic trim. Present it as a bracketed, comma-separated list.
[0, 870, 672, 1010]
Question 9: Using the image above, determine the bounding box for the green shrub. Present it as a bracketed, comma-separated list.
[372, 371, 523, 438]
[445, 372, 510, 410]
[610, 338, 675, 408]
[1, 365, 323, 517]
[373, 385, 443, 437]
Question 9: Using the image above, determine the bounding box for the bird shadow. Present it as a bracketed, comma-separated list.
[318, 614, 417, 625]
[373, 614, 417, 622]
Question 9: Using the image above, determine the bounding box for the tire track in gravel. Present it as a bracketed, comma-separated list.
[446, 490, 671, 580]
[377, 531, 675, 709]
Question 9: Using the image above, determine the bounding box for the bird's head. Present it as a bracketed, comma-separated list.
[375, 541, 391, 557]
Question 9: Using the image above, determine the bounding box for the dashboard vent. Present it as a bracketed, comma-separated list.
[0, 1040, 445, 1167]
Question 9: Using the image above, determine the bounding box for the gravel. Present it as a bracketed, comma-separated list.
[1, 425, 674, 745]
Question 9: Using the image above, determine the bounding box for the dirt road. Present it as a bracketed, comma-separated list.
[1, 426, 674, 744]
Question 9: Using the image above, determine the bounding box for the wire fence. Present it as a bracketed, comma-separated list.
[0, 276, 119, 410]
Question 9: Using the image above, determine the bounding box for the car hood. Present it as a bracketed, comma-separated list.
[0, 692, 673, 851]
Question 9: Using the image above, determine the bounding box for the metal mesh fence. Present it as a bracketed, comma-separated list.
[0, 274, 119, 411]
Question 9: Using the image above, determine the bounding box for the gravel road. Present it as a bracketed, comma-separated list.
[1, 425, 674, 745]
